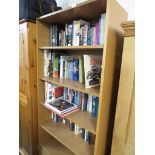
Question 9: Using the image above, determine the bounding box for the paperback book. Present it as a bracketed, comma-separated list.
[84, 55, 102, 88]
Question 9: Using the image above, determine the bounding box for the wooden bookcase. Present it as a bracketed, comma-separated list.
[36, 0, 127, 155]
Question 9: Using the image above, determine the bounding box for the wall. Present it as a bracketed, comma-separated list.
[56, 0, 135, 20]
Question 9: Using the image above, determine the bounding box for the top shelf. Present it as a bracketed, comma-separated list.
[37, 0, 106, 24]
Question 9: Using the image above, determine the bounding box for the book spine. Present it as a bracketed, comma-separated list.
[70, 122, 75, 131]
[81, 128, 85, 139]
[83, 24, 88, 46]
[53, 53, 59, 78]
[73, 59, 79, 81]
[83, 94, 88, 111]
[91, 96, 99, 117]
[79, 56, 84, 83]
[84, 130, 91, 143]
[67, 23, 73, 46]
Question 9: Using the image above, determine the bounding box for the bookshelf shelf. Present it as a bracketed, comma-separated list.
[39, 128, 74, 155]
[38, 0, 106, 24]
[40, 76, 100, 97]
[39, 45, 104, 51]
[40, 102, 97, 135]
[40, 119, 95, 155]
[66, 110, 97, 135]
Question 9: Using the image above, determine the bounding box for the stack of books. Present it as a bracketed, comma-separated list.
[64, 87, 99, 118]
[49, 13, 106, 46]
[44, 50, 102, 88]
[45, 98, 78, 117]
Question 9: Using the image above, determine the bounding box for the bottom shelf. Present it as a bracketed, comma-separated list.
[39, 127, 74, 155]
[39, 119, 95, 155]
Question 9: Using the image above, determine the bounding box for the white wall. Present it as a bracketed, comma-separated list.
[117, 0, 135, 20]
[56, 0, 135, 20]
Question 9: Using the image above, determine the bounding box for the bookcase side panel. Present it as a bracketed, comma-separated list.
[94, 0, 128, 155]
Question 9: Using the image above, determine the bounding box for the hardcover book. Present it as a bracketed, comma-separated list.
[84, 55, 102, 88]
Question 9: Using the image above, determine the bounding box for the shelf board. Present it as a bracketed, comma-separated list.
[40, 119, 94, 155]
[39, 45, 104, 51]
[66, 110, 97, 135]
[37, 0, 106, 24]
[39, 129, 74, 155]
[40, 76, 100, 97]
[40, 102, 97, 135]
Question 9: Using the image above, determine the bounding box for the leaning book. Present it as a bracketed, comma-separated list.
[45, 98, 78, 116]
[84, 55, 102, 88]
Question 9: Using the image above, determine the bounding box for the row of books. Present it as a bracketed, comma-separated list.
[64, 87, 99, 118]
[44, 50, 102, 88]
[45, 82, 99, 118]
[51, 111, 95, 144]
[50, 13, 106, 46]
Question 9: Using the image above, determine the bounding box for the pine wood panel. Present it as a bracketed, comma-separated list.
[19, 21, 38, 155]
[40, 119, 95, 155]
[38, 0, 106, 24]
[111, 21, 135, 155]
[94, 0, 128, 155]
[27, 22, 38, 155]
[19, 22, 31, 154]
[39, 127, 74, 155]
[39, 45, 104, 51]
[123, 81, 135, 155]
[40, 76, 100, 97]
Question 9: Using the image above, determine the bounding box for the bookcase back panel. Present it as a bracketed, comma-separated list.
[38, 80, 45, 104]
[39, 127, 75, 155]
[38, 0, 106, 24]
[38, 104, 51, 123]
[36, 21, 50, 47]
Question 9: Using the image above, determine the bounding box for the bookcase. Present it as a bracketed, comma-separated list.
[36, 0, 127, 155]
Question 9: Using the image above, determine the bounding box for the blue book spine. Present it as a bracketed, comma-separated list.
[73, 59, 79, 81]
[92, 96, 99, 117]
[83, 94, 88, 111]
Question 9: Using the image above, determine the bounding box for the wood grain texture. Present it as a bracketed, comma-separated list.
[40, 76, 100, 97]
[94, 0, 128, 155]
[40, 119, 95, 155]
[111, 21, 135, 155]
[38, 0, 106, 24]
[66, 110, 97, 135]
[27, 22, 38, 155]
[41, 102, 97, 135]
[121, 21, 135, 37]
[39, 45, 104, 51]
[39, 127, 74, 155]
[19, 21, 38, 155]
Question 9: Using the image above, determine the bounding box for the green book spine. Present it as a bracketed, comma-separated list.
[79, 56, 84, 83]
[53, 53, 59, 78]
[65, 60, 68, 78]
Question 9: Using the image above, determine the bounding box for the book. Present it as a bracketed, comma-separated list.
[92, 96, 99, 118]
[73, 20, 89, 46]
[45, 98, 78, 116]
[84, 55, 102, 88]
[79, 56, 85, 83]
[45, 82, 64, 102]
[73, 58, 79, 81]
[53, 53, 59, 78]
[99, 13, 106, 45]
